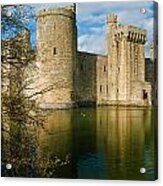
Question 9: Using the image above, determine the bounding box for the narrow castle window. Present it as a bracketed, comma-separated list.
[118, 67, 120, 72]
[100, 85, 102, 93]
[117, 89, 119, 93]
[104, 66, 106, 72]
[71, 91, 74, 100]
[106, 85, 109, 94]
[143, 89, 148, 99]
[53, 47, 56, 55]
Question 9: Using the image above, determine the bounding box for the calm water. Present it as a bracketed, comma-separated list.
[38, 107, 157, 180]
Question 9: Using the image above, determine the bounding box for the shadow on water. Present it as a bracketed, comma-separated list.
[2, 106, 157, 180]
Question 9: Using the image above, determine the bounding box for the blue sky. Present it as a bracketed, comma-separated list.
[29, 1, 155, 57]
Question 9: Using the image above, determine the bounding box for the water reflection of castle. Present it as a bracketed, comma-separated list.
[96, 107, 155, 180]
[38, 107, 156, 180]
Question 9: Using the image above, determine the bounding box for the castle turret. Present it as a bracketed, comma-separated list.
[36, 4, 77, 109]
[107, 14, 117, 56]
[107, 14, 118, 102]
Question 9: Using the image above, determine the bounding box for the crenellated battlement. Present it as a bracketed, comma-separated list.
[115, 25, 146, 43]
[37, 4, 76, 19]
[107, 14, 117, 23]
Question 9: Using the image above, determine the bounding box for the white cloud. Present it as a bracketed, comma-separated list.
[76, 1, 154, 57]
[78, 31, 106, 55]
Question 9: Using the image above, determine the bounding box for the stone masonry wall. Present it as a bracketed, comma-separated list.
[75, 52, 108, 106]
[75, 52, 97, 106]
[96, 55, 108, 105]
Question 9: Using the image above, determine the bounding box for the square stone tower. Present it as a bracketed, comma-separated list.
[107, 15, 151, 106]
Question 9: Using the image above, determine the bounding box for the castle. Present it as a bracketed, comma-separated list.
[3, 4, 157, 109]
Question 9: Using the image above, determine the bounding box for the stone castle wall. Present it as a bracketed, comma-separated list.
[75, 52, 110, 106]
[75, 52, 97, 106]
[96, 55, 108, 105]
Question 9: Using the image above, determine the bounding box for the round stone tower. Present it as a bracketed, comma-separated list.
[36, 4, 77, 109]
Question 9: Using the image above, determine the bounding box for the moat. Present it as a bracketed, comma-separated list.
[37, 106, 157, 180]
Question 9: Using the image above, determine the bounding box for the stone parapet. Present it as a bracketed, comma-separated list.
[37, 4, 76, 20]
[115, 25, 146, 43]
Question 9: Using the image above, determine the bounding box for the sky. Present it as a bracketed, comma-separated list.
[29, 1, 155, 57]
